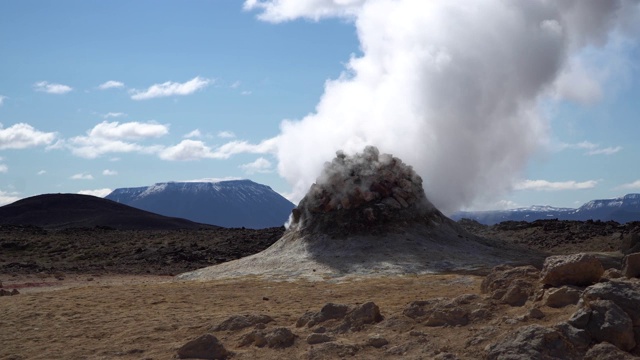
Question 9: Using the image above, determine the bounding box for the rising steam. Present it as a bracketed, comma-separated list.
[246, 0, 639, 213]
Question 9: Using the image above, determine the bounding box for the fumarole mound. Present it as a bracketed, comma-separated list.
[290, 146, 441, 237]
[179, 146, 539, 281]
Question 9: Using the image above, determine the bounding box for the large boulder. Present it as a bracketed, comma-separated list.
[622, 252, 640, 278]
[582, 280, 640, 326]
[485, 324, 581, 360]
[621, 233, 640, 255]
[540, 254, 604, 287]
[177, 334, 230, 360]
[584, 300, 636, 352]
[481, 265, 539, 306]
[543, 286, 582, 308]
[584, 342, 637, 360]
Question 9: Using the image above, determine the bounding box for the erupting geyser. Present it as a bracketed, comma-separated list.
[290, 146, 442, 237]
[178, 147, 541, 281]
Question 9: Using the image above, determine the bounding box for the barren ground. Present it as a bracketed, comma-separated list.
[1, 220, 637, 360]
[1, 273, 578, 360]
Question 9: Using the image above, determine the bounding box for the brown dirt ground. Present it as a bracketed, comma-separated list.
[1, 273, 577, 360]
[2, 220, 636, 359]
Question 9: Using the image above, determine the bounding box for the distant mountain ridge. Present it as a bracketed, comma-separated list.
[106, 180, 295, 229]
[452, 193, 640, 225]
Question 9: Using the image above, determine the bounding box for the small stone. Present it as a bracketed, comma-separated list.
[528, 307, 545, 319]
[177, 334, 230, 360]
[367, 335, 389, 348]
[306, 333, 332, 345]
[602, 268, 623, 279]
[265, 327, 296, 348]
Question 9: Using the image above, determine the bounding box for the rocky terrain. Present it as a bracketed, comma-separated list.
[2, 148, 640, 359]
[0, 225, 284, 276]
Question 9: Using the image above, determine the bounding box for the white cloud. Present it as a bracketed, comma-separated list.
[231, 81, 241, 89]
[184, 129, 202, 138]
[515, 179, 598, 191]
[241, 90, 252, 96]
[240, 157, 273, 174]
[88, 121, 169, 140]
[0, 190, 20, 206]
[102, 169, 118, 176]
[34, 81, 72, 94]
[213, 139, 278, 158]
[103, 112, 127, 118]
[159, 140, 215, 161]
[98, 80, 125, 90]
[0, 123, 57, 149]
[130, 76, 212, 100]
[78, 188, 113, 197]
[560, 141, 622, 156]
[585, 146, 622, 156]
[159, 138, 277, 161]
[37, 170, 46, 175]
[217, 131, 236, 138]
[0, 95, 6, 106]
[0, 164, 7, 173]
[618, 180, 640, 190]
[70, 173, 94, 180]
[67, 121, 167, 158]
[243, 0, 364, 22]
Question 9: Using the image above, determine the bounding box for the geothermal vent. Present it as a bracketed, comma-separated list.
[289, 146, 442, 237]
[179, 146, 538, 281]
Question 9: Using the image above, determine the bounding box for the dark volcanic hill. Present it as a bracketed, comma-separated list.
[106, 180, 295, 229]
[0, 193, 217, 230]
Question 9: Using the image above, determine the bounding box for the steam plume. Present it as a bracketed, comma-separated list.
[246, 0, 639, 213]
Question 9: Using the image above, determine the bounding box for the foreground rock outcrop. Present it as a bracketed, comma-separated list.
[484, 254, 640, 359]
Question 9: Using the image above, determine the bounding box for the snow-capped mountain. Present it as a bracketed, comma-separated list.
[452, 194, 640, 225]
[106, 180, 295, 229]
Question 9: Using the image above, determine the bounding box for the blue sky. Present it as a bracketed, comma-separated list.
[0, 1, 639, 212]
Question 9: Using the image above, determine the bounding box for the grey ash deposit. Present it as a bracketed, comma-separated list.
[290, 146, 444, 237]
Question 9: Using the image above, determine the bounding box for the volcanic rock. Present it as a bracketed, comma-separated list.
[306, 333, 333, 345]
[211, 314, 274, 331]
[622, 252, 640, 278]
[582, 280, 640, 326]
[403, 298, 469, 326]
[485, 324, 581, 360]
[178, 146, 542, 281]
[177, 334, 230, 360]
[239, 327, 296, 348]
[540, 253, 604, 287]
[584, 342, 638, 360]
[296, 303, 350, 328]
[583, 300, 636, 351]
[366, 334, 389, 348]
[481, 265, 539, 307]
[543, 286, 582, 308]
